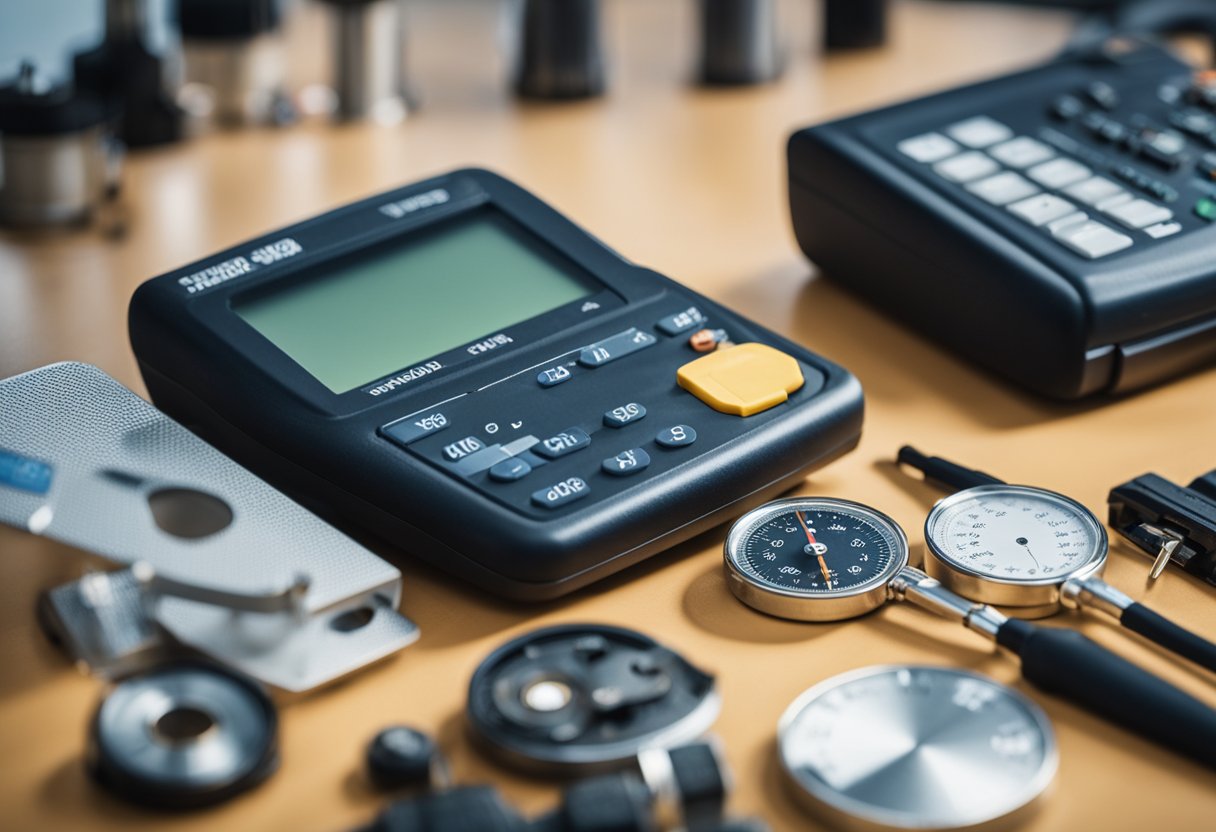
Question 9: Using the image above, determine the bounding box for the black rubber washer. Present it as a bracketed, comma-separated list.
[86, 662, 279, 810]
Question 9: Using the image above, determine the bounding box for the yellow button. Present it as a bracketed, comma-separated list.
[676, 343, 804, 417]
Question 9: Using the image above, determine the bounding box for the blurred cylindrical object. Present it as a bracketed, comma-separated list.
[514, 0, 605, 100]
[0, 64, 118, 228]
[179, 0, 291, 126]
[824, 0, 890, 51]
[318, 0, 409, 123]
[698, 0, 782, 85]
[73, 0, 183, 147]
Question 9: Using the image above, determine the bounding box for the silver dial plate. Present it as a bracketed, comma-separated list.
[779, 665, 1057, 832]
[925, 484, 1106, 586]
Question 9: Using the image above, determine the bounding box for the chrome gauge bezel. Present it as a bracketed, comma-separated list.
[923, 484, 1108, 614]
[723, 497, 909, 622]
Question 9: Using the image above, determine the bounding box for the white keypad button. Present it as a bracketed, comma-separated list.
[897, 132, 960, 163]
[1027, 157, 1091, 189]
[1008, 194, 1078, 226]
[946, 116, 1013, 148]
[1063, 176, 1125, 207]
[988, 136, 1054, 168]
[1145, 221, 1183, 239]
[965, 172, 1039, 205]
[934, 151, 1000, 183]
[1053, 221, 1133, 259]
[1103, 198, 1174, 230]
[1047, 212, 1088, 234]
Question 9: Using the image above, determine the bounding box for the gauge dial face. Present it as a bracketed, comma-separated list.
[925, 485, 1106, 585]
[725, 498, 906, 596]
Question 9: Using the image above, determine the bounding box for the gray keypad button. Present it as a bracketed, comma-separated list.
[532, 477, 590, 509]
[1008, 194, 1078, 227]
[604, 403, 647, 428]
[897, 132, 960, 163]
[988, 136, 1054, 168]
[537, 365, 572, 387]
[656, 307, 706, 336]
[946, 116, 1013, 148]
[489, 458, 532, 482]
[602, 448, 651, 477]
[381, 412, 449, 447]
[535, 427, 592, 459]
[579, 329, 658, 368]
[1027, 157, 1091, 189]
[1103, 198, 1173, 230]
[1052, 221, 1133, 259]
[655, 425, 697, 448]
[933, 151, 999, 183]
[966, 172, 1039, 206]
[1063, 176, 1124, 207]
[443, 436, 486, 462]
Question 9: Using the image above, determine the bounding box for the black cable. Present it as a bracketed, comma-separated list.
[1122, 603, 1216, 674]
[896, 445, 1005, 492]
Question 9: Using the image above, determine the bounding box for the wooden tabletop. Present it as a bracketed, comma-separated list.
[3, 1, 1215, 829]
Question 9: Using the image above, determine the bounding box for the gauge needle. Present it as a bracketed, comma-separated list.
[796, 510, 833, 588]
[1019, 543, 1042, 570]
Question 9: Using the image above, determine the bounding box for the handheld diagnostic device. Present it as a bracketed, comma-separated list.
[129, 169, 863, 599]
[788, 40, 1216, 399]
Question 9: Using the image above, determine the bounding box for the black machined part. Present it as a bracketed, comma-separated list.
[515, 0, 605, 99]
[823, 0, 889, 51]
[0, 64, 111, 136]
[179, 0, 281, 40]
[698, 0, 782, 86]
[361, 785, 530, 832]
[1108, 470, 1216, 584]
[73, 1, 182, 147]
[466, 624, 718, 774]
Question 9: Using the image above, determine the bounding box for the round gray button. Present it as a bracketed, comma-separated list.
[655, 425, 696, 448]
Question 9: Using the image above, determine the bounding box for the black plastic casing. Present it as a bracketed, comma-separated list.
[129, 169, 863, 600]
[788, 42, 1216, 399]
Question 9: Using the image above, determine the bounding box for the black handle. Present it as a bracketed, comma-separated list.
[897, 445, 1005, 492]
[1122, 603, 1216, 674]
[997, 619, 1216, 769]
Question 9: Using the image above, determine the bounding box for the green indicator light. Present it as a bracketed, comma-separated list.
[1196, 197, 1216, 222]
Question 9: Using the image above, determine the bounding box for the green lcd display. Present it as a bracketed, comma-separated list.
[234, 208, 601, 393]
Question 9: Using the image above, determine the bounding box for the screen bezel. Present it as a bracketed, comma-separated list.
[230, 205, 609, 395]
[173, 172, 657, 416]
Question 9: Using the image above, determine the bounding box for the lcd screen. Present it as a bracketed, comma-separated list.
[233, 208, 601, 393]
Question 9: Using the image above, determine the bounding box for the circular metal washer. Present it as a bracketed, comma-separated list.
[467, 624, 720, 774]
[87, 663, 279, 809]
[778, 665, 1056, 832]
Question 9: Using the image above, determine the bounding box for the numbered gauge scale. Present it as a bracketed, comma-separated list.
[924, 484, 1108, 617]
[723, 497, 908, 621]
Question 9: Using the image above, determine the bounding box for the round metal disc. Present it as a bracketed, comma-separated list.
[779, 666, 1056, 832]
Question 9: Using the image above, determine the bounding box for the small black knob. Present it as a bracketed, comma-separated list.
[365, 726, 446, 792]
[514, 0, 605, 99]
